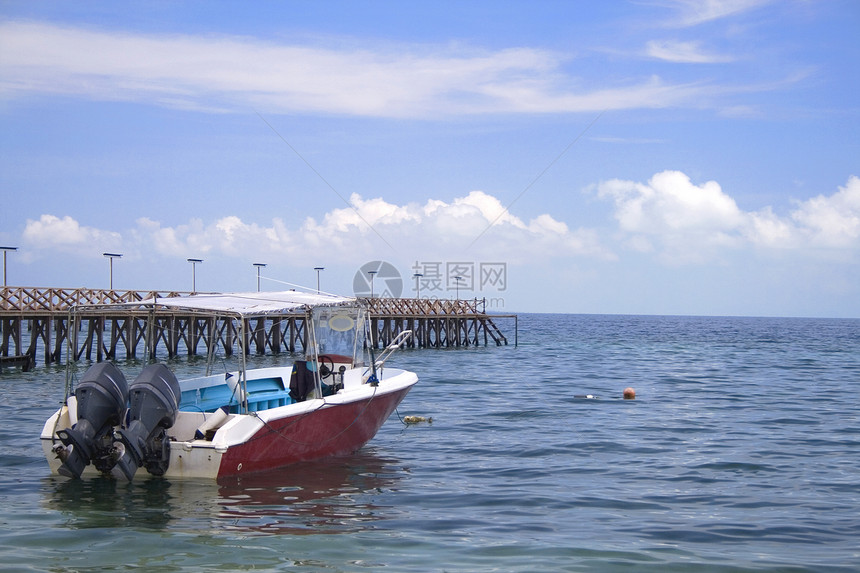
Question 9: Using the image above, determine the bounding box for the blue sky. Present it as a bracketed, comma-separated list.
[1, 0, 858, 317]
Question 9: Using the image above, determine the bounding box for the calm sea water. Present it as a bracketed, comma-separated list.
[1, 314, 859, 572]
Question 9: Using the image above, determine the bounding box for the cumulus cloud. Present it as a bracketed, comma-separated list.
[134, 216, 295, 259]
[0, 20, 739, 117]
[20, 191, 610, 266]
[22, 214, 122, 254]
[790, 176, 860, 248]
[21, 177, 859, 270]
[298, 190, 610, 263]
[596, 171, 860, 263]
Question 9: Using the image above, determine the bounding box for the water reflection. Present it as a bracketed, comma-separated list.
[44, 450, 404, 535]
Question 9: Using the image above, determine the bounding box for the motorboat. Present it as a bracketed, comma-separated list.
[41, 291, 417, 480]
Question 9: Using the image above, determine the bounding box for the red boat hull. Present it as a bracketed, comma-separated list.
[216, 384, 412, 477]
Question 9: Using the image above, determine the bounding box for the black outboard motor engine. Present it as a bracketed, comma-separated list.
[55, 362, 129, 478]
[112, 363, 181, 481]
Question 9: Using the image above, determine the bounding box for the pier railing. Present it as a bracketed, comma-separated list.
[361, 296, 488, 316]
[0, 287, 189, 313]
[1, 287, 515, 370]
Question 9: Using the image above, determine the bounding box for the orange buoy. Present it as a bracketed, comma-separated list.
[623, 387, 636, 399]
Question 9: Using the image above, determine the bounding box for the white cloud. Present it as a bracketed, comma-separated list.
[19, 190, 610, 267]
[658, 0, 775, 27]
[0, 20, 743, 117]
[598, 170, 744, 233]
[645, 40, 734, 63]
[22, 214, 122, 254]
[790, 175, 860, 248]
[424, 191, 526, 230]
[299, 191, 609, 263]
[743, 206, 793, 247]
[20, 177, 860, 271]
[134, 216, 296, 259]
[596, 171, 860, 263]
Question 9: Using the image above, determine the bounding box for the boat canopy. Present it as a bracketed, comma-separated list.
[139, 291, 356, 317]
[66, 291, 357, 319]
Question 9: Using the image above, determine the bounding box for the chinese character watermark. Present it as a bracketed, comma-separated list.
[410, 260, 507, 308]
[355, 260, 507, 308]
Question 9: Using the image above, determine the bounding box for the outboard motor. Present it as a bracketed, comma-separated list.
[112, 363, 181, 481]
[55, 362, 129, 479]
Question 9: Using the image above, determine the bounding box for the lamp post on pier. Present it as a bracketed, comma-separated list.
[413, 272, 423, 300]
[103, 252, 122, 290]
[368, 270, 377, 298]
[454, 275, 463, 301]
[1, 246, 17, 287]
[253, 263, 267, 292]
[314, 267, 324, 293]
[187, 258, 203, 293]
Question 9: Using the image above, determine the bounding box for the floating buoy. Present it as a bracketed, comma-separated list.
[403, 415, 432, 424]
[623, 387, 636, 399]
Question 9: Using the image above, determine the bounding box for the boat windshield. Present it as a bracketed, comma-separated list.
[308, 305, 367, 365]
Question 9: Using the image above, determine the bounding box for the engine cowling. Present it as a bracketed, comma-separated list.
[55, 362, 129, 478]
[112, 363, 181, 481]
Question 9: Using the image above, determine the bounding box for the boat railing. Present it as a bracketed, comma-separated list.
[373, 330, 413, 369]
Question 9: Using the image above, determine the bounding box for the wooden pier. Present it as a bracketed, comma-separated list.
[0, 287, 515, 370]
[365, 297, 513, 349]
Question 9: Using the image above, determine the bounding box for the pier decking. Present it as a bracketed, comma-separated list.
[0, 287, 515, 369]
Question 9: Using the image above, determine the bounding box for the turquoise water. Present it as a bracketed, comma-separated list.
[2, 314, 859, 571]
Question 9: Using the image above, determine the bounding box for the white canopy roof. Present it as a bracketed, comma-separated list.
[140, 291, 356, 316]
